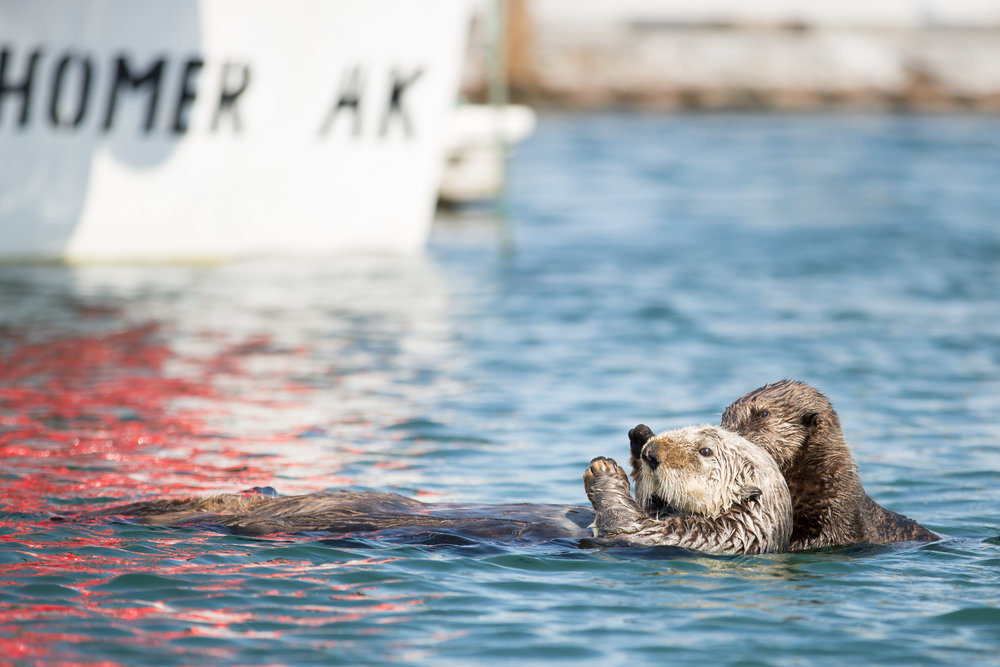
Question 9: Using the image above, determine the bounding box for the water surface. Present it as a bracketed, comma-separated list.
[2, 113, 1000, 665]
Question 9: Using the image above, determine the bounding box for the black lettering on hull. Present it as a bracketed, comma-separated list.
[0, 45, 431, 140]
[318, 65, 365, 138]
[379, 67, 422, 138]
[172, 58, 203, 134]
[103, 55, 166, 134]
[0, 47, 42, 128]
[49, 53, 93, 129]
[211, 62, 250, 133]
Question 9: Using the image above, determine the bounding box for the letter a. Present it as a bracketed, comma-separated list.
[318, 65, 365, 137]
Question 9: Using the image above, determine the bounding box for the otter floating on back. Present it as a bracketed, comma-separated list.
[585, 425, 792, 554]
[94, 490, 596, 543]
[87, 425, 788, 556]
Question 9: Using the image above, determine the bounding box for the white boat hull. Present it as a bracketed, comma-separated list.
[0, 0, 471, 261]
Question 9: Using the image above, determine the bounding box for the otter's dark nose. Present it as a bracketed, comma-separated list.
[640, 443, 659, 469]
[629, 424, 655, 460]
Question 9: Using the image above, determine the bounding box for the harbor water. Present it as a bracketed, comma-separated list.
[2, 113, 1000, 665]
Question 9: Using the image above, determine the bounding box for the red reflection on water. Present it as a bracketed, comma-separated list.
[0, 322, 425, 662]
[0, 323, 364, 514]
[0, 521, 423, 659]
[1, 324, 223, 511]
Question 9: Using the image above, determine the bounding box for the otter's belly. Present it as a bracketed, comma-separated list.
[100, 490, 596, 543]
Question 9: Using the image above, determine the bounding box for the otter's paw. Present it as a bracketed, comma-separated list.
[583, 456, 629, 494]
[584, 457, 645, 533]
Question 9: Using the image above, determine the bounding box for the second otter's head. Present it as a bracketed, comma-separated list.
[630, 424, 790, 526]
[719, 379, 844, 473]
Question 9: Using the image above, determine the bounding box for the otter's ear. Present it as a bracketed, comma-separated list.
[738, 485, 762, 503]
[801, 412, 820, 431]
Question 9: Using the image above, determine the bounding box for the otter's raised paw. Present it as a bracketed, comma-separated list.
[583, 456, 646, 536]
[583, 456, 630, 495]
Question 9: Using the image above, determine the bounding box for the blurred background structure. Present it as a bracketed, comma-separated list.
[464, 0, 1000, 111]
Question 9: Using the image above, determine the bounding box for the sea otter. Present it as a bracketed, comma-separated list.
[584, 425, 792, 554]
[630, 380, 938, 550]
[93, 490, 595, 543]
[87, 427, 787, 554]
[720, 380, 937, 549]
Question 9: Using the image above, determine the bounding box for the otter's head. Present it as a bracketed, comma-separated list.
[631, 425, 788, 522]
[719, 379, 843, 473]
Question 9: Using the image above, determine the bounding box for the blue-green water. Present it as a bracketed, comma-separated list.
[2, 113, 1000, 665]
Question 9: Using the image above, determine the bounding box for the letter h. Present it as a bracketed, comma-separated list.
[0, 48, 42, 128]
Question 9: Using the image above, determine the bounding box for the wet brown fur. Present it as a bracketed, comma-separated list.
[92, 428, 790, 554]
[94, 491, 596, 541]
[717, 380, 937, 550]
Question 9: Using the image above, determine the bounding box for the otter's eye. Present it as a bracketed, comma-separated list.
[698, 447, 713, 457]
[759, 409, 770, 419]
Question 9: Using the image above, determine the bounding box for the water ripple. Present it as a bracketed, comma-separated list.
[3, 113, 1000, 664]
